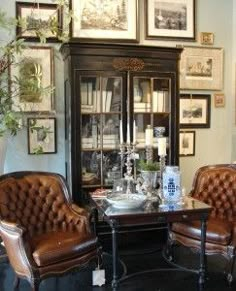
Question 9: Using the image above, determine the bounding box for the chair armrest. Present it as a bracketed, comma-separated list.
[0, 220, 36, 277]
[231, 222, 236, 246]
[71, 203, 89, 217]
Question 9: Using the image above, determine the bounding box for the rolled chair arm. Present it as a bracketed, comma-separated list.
[0, 220, 37, 278]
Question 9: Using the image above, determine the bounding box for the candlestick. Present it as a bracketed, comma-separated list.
[158, 137, 166, 156]
[127, 122, 130, 144]
[133, 120, 136, 144]
[145, 125, 153, 146]
[119, 120, 123, 144]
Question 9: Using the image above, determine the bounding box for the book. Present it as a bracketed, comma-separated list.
[87, 83, 93, 106]
[80, 83, 88, 105]
[106, 91, 112, 112]
[102, 91, 107, 112]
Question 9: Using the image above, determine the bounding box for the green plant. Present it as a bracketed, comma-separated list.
[0, 0, 72, 152]
[138, 159, 160, 171]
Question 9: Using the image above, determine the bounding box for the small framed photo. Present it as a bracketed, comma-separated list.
[180, 94, 211, 128]
[179, 131, 195, 156]
[200, 32, 214, 45]
[28, 117, 57, 154]
[10, 46, 54, 112]
[180, 46, 224, 90]
[71, 0, 139, 42]
[16, 2, 62, 41]
[214, 93, 225, 107]
[145, 0, 195, 41]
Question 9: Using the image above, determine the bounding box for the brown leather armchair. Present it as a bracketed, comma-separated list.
[0, 171, 101, 291]
[169, 164, 236, 284]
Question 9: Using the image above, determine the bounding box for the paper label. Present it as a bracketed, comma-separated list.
[92, 269, 105, 286]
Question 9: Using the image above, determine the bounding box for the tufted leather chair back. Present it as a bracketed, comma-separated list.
[0, 171, 87, 237]
[189, 164, 236, 222]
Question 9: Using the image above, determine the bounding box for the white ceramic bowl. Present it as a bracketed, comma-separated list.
[106, 193, 146, 209]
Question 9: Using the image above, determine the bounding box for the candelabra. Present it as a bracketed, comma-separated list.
[145, 145, 153, 162]
[119, 142, 136, 194]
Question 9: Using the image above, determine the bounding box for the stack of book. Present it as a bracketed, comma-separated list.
[134, 102, 151, 112]
[98, 134, 119, 148]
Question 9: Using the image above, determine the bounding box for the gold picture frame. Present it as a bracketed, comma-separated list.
[200, 32, 214, 45]
[214, 93, 225, 108]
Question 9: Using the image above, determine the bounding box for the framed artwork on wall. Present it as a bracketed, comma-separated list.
[71, 0, 139, 42]
[16, 2, 62, 41]
[179, 131, 195, 156]
[28, 117, 57, 154]
[10, 46, 54, 112]
[180, 94, 211, 128]
[200, 32, 214, 45]
[145, 0, 195, 41]
[180, 46, 224, 90]
[214, 93, 225, 107]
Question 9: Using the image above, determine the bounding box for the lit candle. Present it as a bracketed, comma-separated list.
[158, 137, 166, 156]
[127, 122, 130, 144]
[133, 120, 136, 144]
[119, 120, 123, 144]
[145, 125, 153, 146]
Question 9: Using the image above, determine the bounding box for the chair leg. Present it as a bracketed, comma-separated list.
[165, 231, 175, 262]
[30, 278, 40, 291]
[226, 255, 235, 285]
[13, 276, 20, 290]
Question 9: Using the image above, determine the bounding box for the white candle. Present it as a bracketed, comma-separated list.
[127, 122, 130, 144]
[145, 125, 153, 146]
[133, 120, 136, 144]
[158, 137, 166, 156]
[119, 120, 123, 144]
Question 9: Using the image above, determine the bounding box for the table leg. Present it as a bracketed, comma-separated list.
[111, 220, 119, 290]
[199, 217, 207, 290]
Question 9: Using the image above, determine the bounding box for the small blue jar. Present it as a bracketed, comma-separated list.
[163, 166, 181, 203]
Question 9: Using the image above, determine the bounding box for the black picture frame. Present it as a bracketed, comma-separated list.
[145, 0, 195, 41]
[70, 0, 139, 43]
[179, 130, 195, 157]
[16, 2, 62, 42]
[180, 94, 211, 128]
[27, 117, 57, 154]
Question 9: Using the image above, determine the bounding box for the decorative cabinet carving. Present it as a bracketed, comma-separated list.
[61, 43, 182, 204]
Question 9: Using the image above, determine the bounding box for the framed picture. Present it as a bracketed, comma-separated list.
[10, 46, 54, 112]
[16, 2, 62, 41]
[214, 93, 225, 108]
[180, 94, 211, 128]
[28, 117, 57, 154]
[180, 46, 224, 90]
[71, 0, 139, 42]
[200, 32, 214, 45]
[145, 0, 195, 41]
[179, 131, 195, 156]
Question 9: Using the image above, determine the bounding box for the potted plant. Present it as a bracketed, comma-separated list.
[0, 0, 72, 172]
[137, 159, 160, 191]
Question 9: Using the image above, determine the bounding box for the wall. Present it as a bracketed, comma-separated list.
[3, 0, 65, 176]
[2, 0, 235, 192]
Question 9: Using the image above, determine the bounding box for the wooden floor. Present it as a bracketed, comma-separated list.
[0, 240, 235, 291]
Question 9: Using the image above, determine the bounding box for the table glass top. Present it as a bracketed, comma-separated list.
[92, 196, 211, 218]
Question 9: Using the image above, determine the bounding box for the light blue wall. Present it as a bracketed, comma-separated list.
[2, 0, 236, 191]
[3, 0, 65, 176]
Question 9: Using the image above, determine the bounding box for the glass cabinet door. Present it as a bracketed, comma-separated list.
[132, 76, 171, 157]
[80, 75, 123, 188]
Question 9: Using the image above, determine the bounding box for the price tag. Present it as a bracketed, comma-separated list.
[92, 268, 105, 286]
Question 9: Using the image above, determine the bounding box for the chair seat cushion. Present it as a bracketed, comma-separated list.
[31, 231, 98, 267]
[172, 219, 233, 245]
